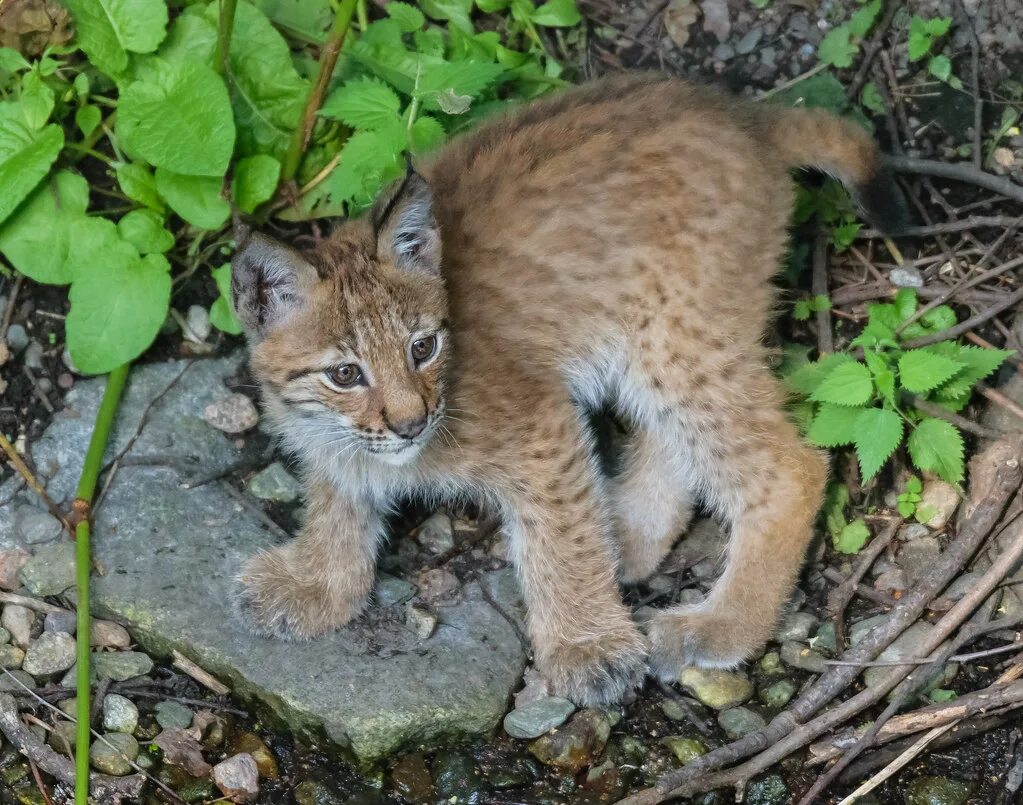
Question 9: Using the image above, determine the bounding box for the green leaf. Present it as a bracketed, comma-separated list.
[893, 288, 918, 321]
[321, 121, 407, 209]
[75, 104, 102, 137]
[906, 476, 922, 494]
[848, 0, 881, 38]
[0, 105, 64, 225]
[925, 17, 953, 36]
[62, 0, 168, 77]
[928, 54, 952, 82]
[773, 71, 847, 113]
[786, 352, 855, 395]
[21, 72, 54, 129]
[409, 115, 446, 154]
[416, 61, 506, 111]
[831, 222, 860, 250]
[232, 154, 280, 214]
[477, 0, 511, 10]
[0, 171, 89, 284]
[860, 81, 885, 115]
[818, 26, 857, 69]
[897, 500, 916, 518]
[254, 0, 334, 42]
[119, 60, 235, 176]
[0, 48, 31, 73]
[808, 403, 864, 447]
[935, 346, 1013, 399]
[920, 304, 956, 332]
[811, 361, 874, 406]
[835, 519, 871, 554]
[824, 482, 850, 539]
[117, 209, 174, 254]
[898, 349, 964, 393]
[155, 168, 230, 229]
[853, 407, 903, 481]
[386, 1, 426, 31]
[907, 16, 950, 62]
[908, 418, 965, 484]
[320, 79, 402, 130]
[209, 264, 242, 335]
[116, 162, 164, 212]
[929, 689, 957, 703]
[418, 0, 474, 31]
[65, 217, 171, 374]
[793, 300, 812, 321]
[531, 0, 581, 27]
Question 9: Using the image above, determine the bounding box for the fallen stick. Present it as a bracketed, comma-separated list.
[171, 649, 230, 696]
[887, 157, 1023, 205]
[827, 518, 900, 647]
[900, 285, 1023, 350]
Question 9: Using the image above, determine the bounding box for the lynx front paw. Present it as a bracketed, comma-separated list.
[540, 626, 648, 706]
[237, 548, 367, 640]
[647, 606, 760, 681]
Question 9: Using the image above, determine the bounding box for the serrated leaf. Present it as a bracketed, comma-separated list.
[853, 407, 903, 480]
[409, 115, 446, 154]
[532, 0, 581, 27]
[793, 300, 811, 321]
[119, 60, 235, 176]
[908, 417, 965, 484]
[898, 349, 964, 393]
[21, 72, 54, 129]
[893, 288, 918, 321]
[117, 209, 174, 254]
[418, 0, 474, 31]
[0, 171, 89, 284]
[861, 81, 885, 114]
[0, 105, 63, 225]
[906, 476, 922, 494]
[773, 71, 847, 113]
[848, 0, 881, 37]
[811, 361, 874, 406]
[320, 79, 402, 130]
[254, 0, 334, 42]
[935, 346, 1013, 399]
[929, 54, 952, 82]
[920, 304, 957, 332]
[808, 403, 864, 447]
[319, 121, 407, 210]
[209, 264, 242, 335]
[116, 162, 164, 212]
[386, 1, 426, 31]
[155, 168, 230, 229]
[232, 154, 280, 214]
[819, 26, 857, 69]
[835, 519, 871, 554]
[63, 0, 168, 77]
[785, 352, 855, 396]
[416, 60, 505, 111]
[66, 217, 171, 374]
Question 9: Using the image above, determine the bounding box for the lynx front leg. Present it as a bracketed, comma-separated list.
[238, 481, 383, 639]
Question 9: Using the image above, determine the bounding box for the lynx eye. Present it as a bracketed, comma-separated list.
[324, 364, 363, 389]
[411, 335, 437, 365]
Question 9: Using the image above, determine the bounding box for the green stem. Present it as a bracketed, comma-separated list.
[356, 0, 368, 31]
[281, 0, 359, 183]
[74, 363, 130, 805]
[215, 0, 239, 75]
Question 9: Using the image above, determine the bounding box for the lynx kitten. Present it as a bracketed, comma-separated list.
[232, 73, 906, 705]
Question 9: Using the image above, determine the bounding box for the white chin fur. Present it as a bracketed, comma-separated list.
[373, 443, 423, 466]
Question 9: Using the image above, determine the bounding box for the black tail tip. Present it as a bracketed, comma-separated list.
[854, 162, 912, 236]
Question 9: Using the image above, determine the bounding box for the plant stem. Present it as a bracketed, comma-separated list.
[356, 0, 368, 31]
[215, 0, 239, 75]
[74, 363, 130, 805]
[281, 0, 359, 183]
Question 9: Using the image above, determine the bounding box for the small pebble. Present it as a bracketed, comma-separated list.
[5, 324, 29, 354]
[103, 693, 140, 734]
[0, 549, 30, 591]
[0, 627, 9, 645]
[91, 620, 131, 648]
[779, 640, 827, 673]
[759, 679, 796, 708]
[18, 541, 76, 596]
[2, 604, 34, 648]
[246, 462, 303, 503]
[904, 775, 971, 805]
[0, 644, 25, 669]
[155, 700, 194, 729]
[227, 731, 278, 779]
[14, 506, 63, 544]
[661, 736, 706, 765]
[774, 611, 818, 642]
[391, 752, 435, 801]
[717, 706, 766, 739]
[503, 696, 576, 739]
[57, 372, 74, 390]
[48, 721, 77, 756]
[405, 604, 437, 639]
[185, 305, 212, 343]
[203, 394, 259, 434]
[416, 512, 455, 554]
[22, 631, 76, 677]
[0, 669, 35, 691]
[678, 667, 752, 710]
[90, 732, 139, 776]
[23, 340, 44, 370]
[44, 610, 77, 635]
[213, 753, 260, 802]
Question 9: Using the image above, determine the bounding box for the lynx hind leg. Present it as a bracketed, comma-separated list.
[612, 421, 695, 584]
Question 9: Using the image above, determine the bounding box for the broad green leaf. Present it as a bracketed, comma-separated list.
[811, 361, 873, 406]
[793, 300, 811, 321]
[75, 104, 102, 136]
[905, 476, 922, 494]
[117, 209, 174, 254]
[418, 0, 474, 32]
[920, 304, 956, 332]
[773, 72, 846, 113]
[818, 27, 857, 69]
[116, 162, 164, 212]
[835, 519, 871, 554]
[532, 0, 581, 27]
[786, 352, 855, 396]
[63, 0, 168, 77]
[321, 121, 407, 209]
[232, 154, 280, 214]
[66, 217, 171, 374]
[893, 288, 917, 321]
[476, 0, 511, 10]
[409, 115, 446, 154]
[254, 0, 334, 42]
[416, 61, 506, 111]
[21, 72, 54, 129]
[209, 264, 242, 335]
[907, 16, 950, 61]
[935, 346, 1013, 399]
[853, 407, 903, 480]
[929, 689, 957, 702]
[0, 48, 31, 73]
[848, 0, 881, 37]
[320, 79, 402, 130]
[119, 60, 234, 176]
[861, 81, 885, 114]
[908, 417, 965, 484]
[898, 349, 964, 393]
[155, 168, 230, 229]
[929, 54, 952, 82]
[808, 404, 863, 447]
[0, 171, 89, 284]
[386, 1, 426, 31]
[0, 104, 64, 225]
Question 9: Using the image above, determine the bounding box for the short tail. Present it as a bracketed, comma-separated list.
[754, 105, 911, 235]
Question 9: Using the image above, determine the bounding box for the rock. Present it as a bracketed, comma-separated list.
[23, 340, 44, 370]
[865, 623, 951, 691]
[158, 765, 217, 802]
[812, 623, 837, 656]
[759, 651, 784, 676]
[874, 567, 908, 593]
[735, 27, 763, 54]
[294, 781, 343, 805]
[746, 774, 788, 805]
[850, 614, 889, 647]
[373, 574, 417, 607]
[0, 669, 34, 690]
[48, 720, 77, 756]
[226, 731, 278, 780]
[944, 572, 982, 602]
[904, 775, 971, 805]
[213, 753, 260, 802]
[90, 733, 139, 776]
[13, 507, 62, 544]
[91, 650, 154, 682]
[712, 43, 735, 61]
[503, 696, 575, 739]
[890, 266, 924, 288]
[661, 736, 705, 765]
[514, 666, 551, 708]
[43, 610, 76, 635]
[405, 604, 436, 640]
[391, 753, 434, 801]
[0, 549, 30, 590]
[899, 536, 941, 585]
[5, 324, 28, 353]
[759, 679, 796, 708]
[780, 641, 827, 673]
[22, 631, 76, 677]
[0, 644, 24, 669]
[0, 357, 527, 763]
[431, 751, 487, 802]
[416, 567, 460, 604]
[246, 463, 302, 503]
[1, 605, 33, 648]
[203, 393, 259, 434]
[91, 620, 131, 648]
[415, 512, 454, 554]
[774, 611, 818, 642]
[528, 709, 611, 772]
[717, 706, 766, 739]
[103, 694, 139, 734]
[678, 668, 752, 710]
[918, 479, 960, 530]
[899, 523, 931, 541]
[185, 305, 212, 343]
[0, 627, 8, 644]
[156, 701, 193, 729]
[18, 541, 76, 596]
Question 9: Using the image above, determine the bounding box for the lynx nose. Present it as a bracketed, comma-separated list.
[389, 414, 428, 440]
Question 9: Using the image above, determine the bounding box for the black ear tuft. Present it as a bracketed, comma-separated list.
[374, 172, 441, 275]
[231, 232, 318, 338]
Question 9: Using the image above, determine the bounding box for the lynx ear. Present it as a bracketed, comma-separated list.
[231, 231, 318, 337]
[373, 171, 441, 275]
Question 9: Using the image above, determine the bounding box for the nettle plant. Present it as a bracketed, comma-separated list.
[0, 0, 580, 375]
[785, 289, 1013, 486]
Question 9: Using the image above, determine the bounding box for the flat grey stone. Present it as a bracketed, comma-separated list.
[503, 696, 575, 739]
[678, 668, 752, 709]
[0, 356, 527, 761]
[18, 541, 75, 596]
[774, 611, 818, 642]
[22, 631, 76, 677]
[246, 462, 302, 503]
[90, 732, 138, 776]
[717, 706, 766, 739]
[44, 610, 77, 635]
[155, 700, 193, 729]
[779, 640, 827, 673]
[14, 506, 63, 544]
[103, 693, 139, 734]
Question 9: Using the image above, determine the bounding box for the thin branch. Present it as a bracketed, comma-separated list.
[0, 432, 72, 534]
[845, 0, 903, 100]
[887, 156, 1023, 205]
[904, 393, 1006, 440]
[861, 215, 1021, 239]
[900, 286, 1023, 350]
[812, 233, 834, 354]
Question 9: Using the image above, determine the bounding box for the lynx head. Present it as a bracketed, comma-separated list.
[232, 172, 448, 467]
